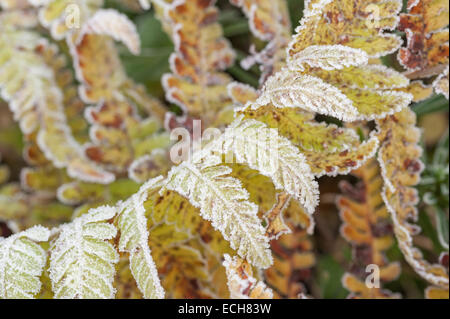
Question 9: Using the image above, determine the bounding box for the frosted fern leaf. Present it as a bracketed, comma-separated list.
[162, 162, 272, 269]
[79, 9, 140, 55]
[251, 70, 359, 121]
[287, 45, 369, 71]
[49, 206, 119, 299]
[0, 226, 50, 299]
[117, 177, 165, 299]
[201, 117, 319, 215]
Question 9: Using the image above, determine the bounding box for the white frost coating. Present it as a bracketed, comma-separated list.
[288, 45, 369, 71]
[78, 9, 141, 55]
[198, 117, 319, 215]
[49, 206, 119, 299]
[223, 254, 273, 299]
[433, 66, 449, 99]
[139, 0, 151, 10]
[252, 70, 359, 121]
[0, 226, 50, 299]
[116, 176, 165, 299]
[162, 161, 272, 269]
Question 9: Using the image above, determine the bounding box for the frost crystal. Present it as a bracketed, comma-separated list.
[49, 206, 119, 299]
[288, 45, 369, 71]
[0, 226, 50, 299]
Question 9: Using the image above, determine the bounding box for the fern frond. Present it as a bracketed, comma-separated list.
[161, 0, 235, 126]
[251, 70, 360, 121]
[78, 9, 140, 54]
[0, 226, 50, 299]
[377, 108, 449, 289]
[289, 0, 403, 58]
[63, 8, 171, 178]
[204, 117, 320, 215]
[223, 254, 273, 299]
[162, 161, 272, 268]
[250, 56, 411, 121]
[397, 0, 449, 78]
[288, 45, 369, 72]
[0, 23, 114, 183]
[254, 0, 413, 121]
[117, 177, 165, 299]
[49, 206, 119, 298]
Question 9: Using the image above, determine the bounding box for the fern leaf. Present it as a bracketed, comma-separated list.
[288, 45, 369, 72]
[0, 226, 50, 299]
[251, 70, 359, 121]
[0, 26, 114, 183]
[223, 254, 273, 299]
[162, 161, 272, 268]
[338, 158, 401, 298]
[289, 0, 403, 58]
[202, 117, 319, 215]
[238, 103, 378, 178]
[275, 0, 412, 121]
[377, 108, 449, 289]
[49, 206, 119, 298]
[161, 0, 235, 126]
[117, 177, 165, 299]
[69, 9, 138, 103]
[67, 9, 170, 176]
[397, 0, 449, 78]
[251, 62, 411, 122]
[78, 9, 140, 55]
